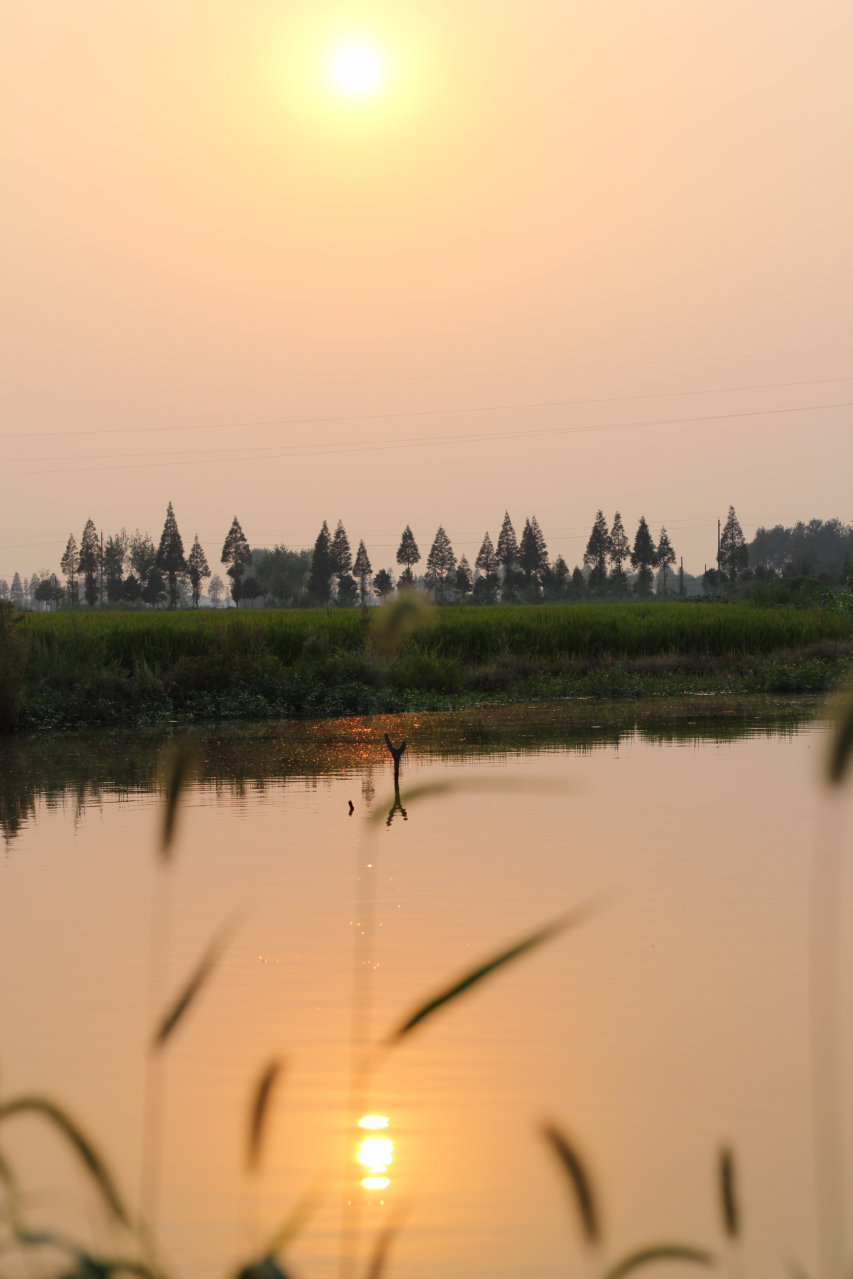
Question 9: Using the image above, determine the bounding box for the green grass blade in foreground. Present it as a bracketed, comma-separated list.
[382, 897, 602, 1046]
[157, 740, 197, 859]
[247, 1059, 285, 1172]
[718, 1147, 739, 1238]
[539, 1123, 600, 1245]
[602, 1243, 715, 1278]
[362, 1206, 410, 1279]
[262, 1176, 328, 1258]
[0, 1096, 130, 1226]
[13, 1229, 163, 1279]
[828, 692, 853, 783]
[152, 918, 236, 1050]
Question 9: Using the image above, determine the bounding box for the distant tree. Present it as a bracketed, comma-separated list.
[143, 567, 167, 607]
[553, 556, 569, 591]
[330, 520, 353, 588]
[308, 521, 335, 603]
[222, 516, 252, 604]
[208, 572, 224, 607]
[353, 540, 372, 603]
[11, 573, 23, 606]
[129, 531, 157, 598]
[34, 575, 62, 610]
[519, 516, 548, 584]
[254, 547, 311, 605]
[0, 580, 8, 601]
[656, 526, 676, 593]
[496, 512, 518, 572]
[475, 532, 497, 576]
[570, 566, 586, 596]
[187, 535, 211, 607]
[584, 510, 610, 590]
[426, 526, 455, 600]
[631, 517, 657, 596]
[336, 574, 358, 607]
[373, 568, 394, 600]
[718, 506, 749, 581]
[241, 575, 262, 606]
[396, 526, 420, 587]
[122, 574, 142, 604]
[28, 574, 39, 608]
[59, 535, 79, 606]
[608, 512, 630, 590]
[103, 530, 129, 603]
[79, 519, 100, 606]
[156, 503, 187, 609]
[455, 555, 472, 599]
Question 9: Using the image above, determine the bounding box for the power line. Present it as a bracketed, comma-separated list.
[2, 372, 851, 444]
[4, 398, 851, 479]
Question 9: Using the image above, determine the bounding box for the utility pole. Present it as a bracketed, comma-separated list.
[717, 517, 721, 567]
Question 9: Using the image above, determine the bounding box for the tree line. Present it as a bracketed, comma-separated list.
[5, 502, 839, 612]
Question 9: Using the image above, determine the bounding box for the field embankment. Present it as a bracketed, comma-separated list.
[5, 603, 853, 732]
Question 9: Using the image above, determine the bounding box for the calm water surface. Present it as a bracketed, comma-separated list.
[1, 703, 851, 1279]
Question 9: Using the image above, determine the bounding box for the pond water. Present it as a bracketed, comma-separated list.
[1, 700, 851, 1279]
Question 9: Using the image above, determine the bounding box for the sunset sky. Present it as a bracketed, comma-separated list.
[2, 1, 852, 582]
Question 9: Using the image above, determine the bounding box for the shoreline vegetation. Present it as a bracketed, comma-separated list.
[2, 601, 852, 735]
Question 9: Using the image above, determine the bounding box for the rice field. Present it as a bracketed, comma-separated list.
[21, 601, 853, 670]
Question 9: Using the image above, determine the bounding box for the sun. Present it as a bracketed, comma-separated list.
[329, 40, 384, 97]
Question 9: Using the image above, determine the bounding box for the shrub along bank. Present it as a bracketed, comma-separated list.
[5, 602, 853, 732]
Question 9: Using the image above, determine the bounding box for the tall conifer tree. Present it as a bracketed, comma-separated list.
[60, 534, 79, 606]
[426, 526, 455, 600]
[583, 511, 610, 590]
[396, 526, 420, 586]
[353, 540, 372, 603]
[330, 520, 353, 585]
[308, 521, 334, 602]
[79, 519, 100, 606]
[187, 535, 211, 607]
[156, 503, 187, 608]
[656, 527, 676, 593]
[631, 517, 657, 596]
[608, 512, 630, 589]
[718, 506, 749, 581]
[221, 516, 252, 603]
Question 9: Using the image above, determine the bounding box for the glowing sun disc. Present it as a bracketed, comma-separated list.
[330, 42, 383, 96]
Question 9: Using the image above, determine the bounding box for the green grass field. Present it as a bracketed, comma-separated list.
[7, 602, 853, 733]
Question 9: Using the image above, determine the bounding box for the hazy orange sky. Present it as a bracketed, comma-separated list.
[2, 1, 852, 582]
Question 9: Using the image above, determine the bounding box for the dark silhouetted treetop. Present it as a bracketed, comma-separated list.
[571, 566, 585, 592]
[553, 555, 569, 586]
[79, 519, 100, 606]
[353, 540, 372, 602]
[475, 532, 498, 577]
[718, 506, 749, 580]
[104, 530, 129, 603]
[631, 516, 657, 595]
[496, 511, 518, 569]
[221, 516, 252, 602]
[187, 535, 211, 607]
[156, 502, 188, 608]
[583, 510, 610, 588]
[656, 526, 676, 591]
[396, 526, 420, 573]
[60, 534, 79, 603]
[455, 555, 472, 597]
[330, 520, 353, 582]
[426, 526, 456, 597]
[373, 568, 394, 599]
[608, 512, 630, 575]
[11, 572, 23, 604]
[308, 520, 335, 602]
[129, 531, 156, 590]
[519, 516, 548, 582]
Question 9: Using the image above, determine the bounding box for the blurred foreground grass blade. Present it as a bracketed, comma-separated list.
[539, 1123, 600, 1245]
[718, 1147, 739, 1238]
[247, 1059, 285, 1172]
[828, 694, 853, 784]
[158, 740, 197, 859]
[263, 1176, 328, 1258]
[0, 1096, 129, 1226]
[602, 1243, 715, 1278]
[152, 918, 236, 1050]
[382, 897, 602, 1046]
[0, 1144, 17, 1191]
[16, 1230, 165, 1279]
[235, 1257, 295, 1279]
[363, 1206, 409, 1279]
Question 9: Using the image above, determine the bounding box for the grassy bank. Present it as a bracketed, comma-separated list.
[6, 602, 853, 732]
